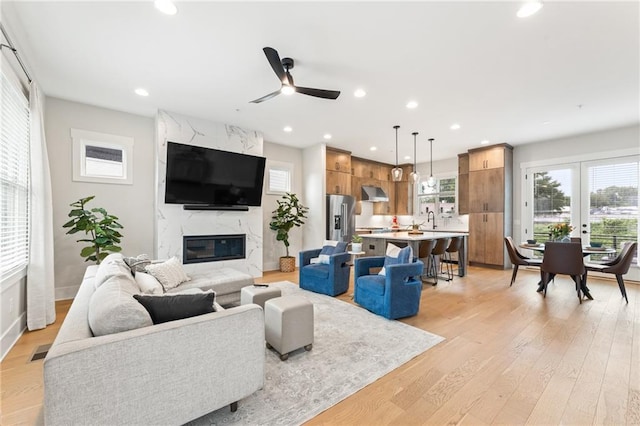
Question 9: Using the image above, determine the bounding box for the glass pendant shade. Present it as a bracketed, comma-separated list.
[427, 138, 437, 188]
[392, 125, 402, 182]
[410, 132, 420, 183]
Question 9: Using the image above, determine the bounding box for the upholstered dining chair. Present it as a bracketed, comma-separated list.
[504, 237, 542, 286]
[584, 242, 637, 303]
[418, 239, 436, 283]
[442, 236, 463, 281]
[353, 245, 424, 319]
[429, 238, 451, 285]
[540, 242, 587, 303]
[299, 241, 350, 296]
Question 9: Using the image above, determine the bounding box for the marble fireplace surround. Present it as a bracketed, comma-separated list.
[155, 110, 264, 277]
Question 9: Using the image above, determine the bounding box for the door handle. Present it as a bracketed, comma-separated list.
[582, 230, 589, 234]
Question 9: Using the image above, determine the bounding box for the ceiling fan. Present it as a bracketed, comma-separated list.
[250, 47, 341, 103]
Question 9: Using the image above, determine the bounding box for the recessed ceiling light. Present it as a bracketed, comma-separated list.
[543, 121, 551, 125]
[281, 85, 295, 95]
[480, 140, 490, 145]
[283, 126, 292, 133]
[404, 155, 411, 160]
[154, 0, 177, 15]
[370, 147, 377, 151]
[406, 101, 418, 109]
[134, 88, 149, 97]
[324, 134, 332, 140]
[450, 123, 461, 130]
[517, 1, 543, 18]
[354, 89, 366, 98]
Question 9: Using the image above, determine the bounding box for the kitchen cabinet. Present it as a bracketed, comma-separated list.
[351, 157, 380, 179]
[326, 148, 351, 173]
[467, 143, 513, 268]
[458, 153, 469, 215]
[326, 170, 351, 195]
[373, 180, 393, 215]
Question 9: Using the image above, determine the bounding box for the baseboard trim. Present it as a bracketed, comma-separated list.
[55, 285, 79, 301]
[1, 312, 26, 361]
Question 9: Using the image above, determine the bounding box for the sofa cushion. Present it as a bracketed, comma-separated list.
[301, 263, 329, 279]
[133, 291, 216, 324]
[145, 256, 190, 290]
[94, 254, 132, 289]
[357, 275, 386, 296]
[170, 268, 253, 296]
[88, 275, 152, 337]
[135, 272, 164, 295]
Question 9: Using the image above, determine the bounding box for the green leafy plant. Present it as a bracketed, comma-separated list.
[351, 234, 363, 243]
[63, 196, 123, 264]
[269, 193, 308, 258]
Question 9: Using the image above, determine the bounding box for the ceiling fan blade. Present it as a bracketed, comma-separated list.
[285, 70, 294, 86]
[250, 89, 281, 104]
[295, 86, 341, 100]
[263, 47, 287, 84]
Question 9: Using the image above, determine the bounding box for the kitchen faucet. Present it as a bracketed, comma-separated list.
[427, 210, 437, 229]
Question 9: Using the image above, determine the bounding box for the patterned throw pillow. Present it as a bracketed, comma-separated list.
[123, 254, 151, 276]
[144, 257, 191, 291]
[378, 243, 413, 276]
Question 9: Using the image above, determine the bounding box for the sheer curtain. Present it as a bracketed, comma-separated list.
[26, 81, 55, 330]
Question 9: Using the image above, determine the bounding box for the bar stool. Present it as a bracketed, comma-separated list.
[442, 236, 463, 281]
[430, 238, 450, 285]
[418, 240, 436, 283]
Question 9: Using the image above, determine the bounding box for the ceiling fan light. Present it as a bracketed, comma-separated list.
[281, 85, 295, 95]
[517, 1, 543, 18]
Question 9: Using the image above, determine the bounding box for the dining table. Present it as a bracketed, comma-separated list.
[519, 242, 617, 298]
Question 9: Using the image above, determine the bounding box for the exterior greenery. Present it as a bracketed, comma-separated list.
[62, 196, 123, 264]
[269, 192, 308, 258]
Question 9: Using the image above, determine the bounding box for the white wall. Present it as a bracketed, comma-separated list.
[302, 144, 327, 250]
[1, 274, 26, 360]
[262, 141, 304, 271]
[45, 97, 156, 299]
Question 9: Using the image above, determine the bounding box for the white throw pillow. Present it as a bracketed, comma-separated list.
[378, 243, 413, 276]
[94, 255, 132, 289]
[318, 254, 331, 264]
[144, 256, 191, 291]
[135, 272, 164, 295]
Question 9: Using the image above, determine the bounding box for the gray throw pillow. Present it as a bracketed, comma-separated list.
[133, 291, 216, 324]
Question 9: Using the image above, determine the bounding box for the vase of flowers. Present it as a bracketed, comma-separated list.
[548, 223, 574, 242]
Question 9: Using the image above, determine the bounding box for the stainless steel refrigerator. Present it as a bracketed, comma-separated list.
[326, 194, 355, 242]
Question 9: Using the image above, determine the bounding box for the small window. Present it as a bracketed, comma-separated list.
[417, 176, 457, 216]
[71, 128, 133, 185]
[266, 161, 292, 194]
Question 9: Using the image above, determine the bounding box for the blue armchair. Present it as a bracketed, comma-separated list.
[354, 256, 424, 319]
[299, 249, 351, 296]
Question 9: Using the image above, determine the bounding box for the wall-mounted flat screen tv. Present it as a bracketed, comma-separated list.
[164, 141, 266, 207]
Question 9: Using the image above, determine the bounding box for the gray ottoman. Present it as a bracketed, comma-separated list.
[264, 296, 314, 361]
[240, 285, 282, 309]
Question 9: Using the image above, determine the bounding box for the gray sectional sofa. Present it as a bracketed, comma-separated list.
[43, 257, 265, 425]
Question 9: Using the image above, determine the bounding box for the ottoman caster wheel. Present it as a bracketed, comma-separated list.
[304, 344, 313, 351]
[266, 342, 272, 349]
[280, 353, 289, 361]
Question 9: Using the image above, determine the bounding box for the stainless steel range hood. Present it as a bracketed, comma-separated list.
[361, 185, 389, 202]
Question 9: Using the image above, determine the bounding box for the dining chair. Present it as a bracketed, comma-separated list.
[540, 242, 587, 303]
[584, 241, 636, 303]
[504, 237, 542, 286]
[570, 237, 582, 243]
[418, 239, 436, 283]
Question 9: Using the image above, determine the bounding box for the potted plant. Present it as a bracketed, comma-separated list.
[351, 234, 363, 253]
[269, 193, 309, 272]
[63, 196, 124, 264]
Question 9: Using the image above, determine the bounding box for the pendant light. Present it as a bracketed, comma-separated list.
[391, 125, 403, 182]
[427, 138, 436, 188]
[409, 132, 420, 183]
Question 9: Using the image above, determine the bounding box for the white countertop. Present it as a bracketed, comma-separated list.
[359, 231, 468, 240]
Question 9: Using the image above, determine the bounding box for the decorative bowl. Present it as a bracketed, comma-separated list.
[527, 239, 537, 245]
[590, 242, 603, 248]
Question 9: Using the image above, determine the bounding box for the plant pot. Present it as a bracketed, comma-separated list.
[279, 256, 296, 272]
[351, 242, 363, 253]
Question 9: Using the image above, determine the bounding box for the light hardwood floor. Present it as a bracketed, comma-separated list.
[2, 267, 639, 425]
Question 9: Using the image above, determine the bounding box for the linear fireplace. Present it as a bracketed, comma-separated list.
[183, 234, 246, 264]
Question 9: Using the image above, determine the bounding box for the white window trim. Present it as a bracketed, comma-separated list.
[265, 160, 293, 195]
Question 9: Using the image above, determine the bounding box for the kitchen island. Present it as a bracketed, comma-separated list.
[360, 231, 469, 277]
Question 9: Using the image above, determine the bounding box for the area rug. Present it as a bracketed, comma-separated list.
[188, 281, 444, 425]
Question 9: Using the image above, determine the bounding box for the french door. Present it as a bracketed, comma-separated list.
[523, 155, 639, 276]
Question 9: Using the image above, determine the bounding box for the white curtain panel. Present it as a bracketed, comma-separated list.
[26, 82, 56, 330]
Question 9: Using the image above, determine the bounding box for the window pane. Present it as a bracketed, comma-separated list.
[532, 169, 572, 243]
[268, 167, 291, 194]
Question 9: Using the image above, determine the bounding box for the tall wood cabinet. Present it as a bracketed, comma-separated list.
[467, 144, 513, 268]
[326, 148, 351, 195]
[458, 153, 469, 215]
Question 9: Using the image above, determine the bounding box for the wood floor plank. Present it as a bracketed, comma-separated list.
[2, 267, 638, 425]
